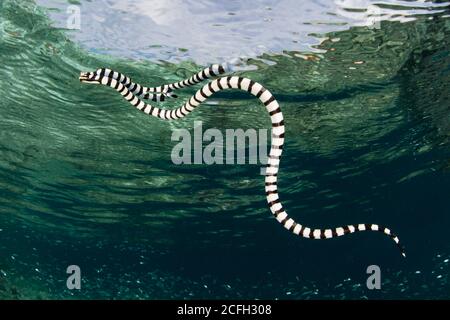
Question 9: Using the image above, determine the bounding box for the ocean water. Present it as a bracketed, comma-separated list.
[0, 0, 449, 299]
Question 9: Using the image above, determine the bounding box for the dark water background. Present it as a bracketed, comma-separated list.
[0, 0, 449, 299]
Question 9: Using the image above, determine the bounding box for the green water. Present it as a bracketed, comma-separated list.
[0, 0, 450, 299]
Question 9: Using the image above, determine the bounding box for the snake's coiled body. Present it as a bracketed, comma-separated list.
[80, 64, 406, 257]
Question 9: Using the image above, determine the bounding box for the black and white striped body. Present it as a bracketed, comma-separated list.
[80, 66, 406, 257]
[101, 64, 228, 101]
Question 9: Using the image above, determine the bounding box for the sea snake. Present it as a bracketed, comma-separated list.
[79, 64, 406, 257]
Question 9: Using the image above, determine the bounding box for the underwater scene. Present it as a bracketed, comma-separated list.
[0, 0, 450, 299]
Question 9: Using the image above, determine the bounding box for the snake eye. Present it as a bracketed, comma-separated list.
[79, 71, 99, 83]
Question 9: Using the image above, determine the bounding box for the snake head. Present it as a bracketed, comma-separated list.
[79, 69, 102, 84]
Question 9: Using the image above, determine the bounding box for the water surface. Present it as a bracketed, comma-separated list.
[0, 0, 450, 299]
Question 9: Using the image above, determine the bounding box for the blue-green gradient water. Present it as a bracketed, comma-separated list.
[0, 0, 450, 299]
